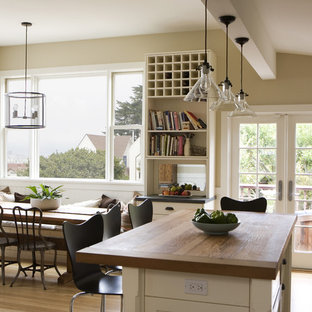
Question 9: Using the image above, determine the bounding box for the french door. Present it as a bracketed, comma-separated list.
[230, 113, 312, 268]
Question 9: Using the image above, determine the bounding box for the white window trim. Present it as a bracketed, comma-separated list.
[0, 62, 145, 186]
[219, 104, 312, 201]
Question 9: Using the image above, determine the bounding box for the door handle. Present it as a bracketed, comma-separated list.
[288, 180, 293, 201]
[278, 180, 283, 201]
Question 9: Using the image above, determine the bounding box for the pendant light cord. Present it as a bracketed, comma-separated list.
[240, 43, 243, 92]
[225, 23, 229, 80]
[24, 24, 28, 94]
[204, 0, 207, 64]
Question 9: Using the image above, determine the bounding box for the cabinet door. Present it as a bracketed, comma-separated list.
[152, 201, 204, 219]
[145, 297, 249, 312]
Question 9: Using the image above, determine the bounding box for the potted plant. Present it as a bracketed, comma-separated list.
[25, 184, 64, 210]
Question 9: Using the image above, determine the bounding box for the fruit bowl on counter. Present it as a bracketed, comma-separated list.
[192, 209, 240, 235]
[160, 183, 199, 197]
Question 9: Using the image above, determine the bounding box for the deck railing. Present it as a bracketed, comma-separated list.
[239, 183, 312, 252]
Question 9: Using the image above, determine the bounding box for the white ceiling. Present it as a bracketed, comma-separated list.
[0, 0, 219, 46]
[0, 0, 311, 79]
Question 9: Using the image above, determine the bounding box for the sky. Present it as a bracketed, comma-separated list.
[7, 72, 143, 159]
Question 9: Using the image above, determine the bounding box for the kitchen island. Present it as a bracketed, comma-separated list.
[77, 209, 296, 312]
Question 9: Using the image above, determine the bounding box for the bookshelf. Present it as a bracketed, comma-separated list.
[144, 50, 216, 201]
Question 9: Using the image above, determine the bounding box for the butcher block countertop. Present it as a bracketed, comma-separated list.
[77, 209, 297, 280]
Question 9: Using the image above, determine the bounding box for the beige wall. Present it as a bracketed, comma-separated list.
[1, 30, 312, 188]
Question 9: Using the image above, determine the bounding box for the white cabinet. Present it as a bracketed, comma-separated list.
[152, 200, 204, 219]
[145, 297, 249, 312]
[144, 50, 216, 200]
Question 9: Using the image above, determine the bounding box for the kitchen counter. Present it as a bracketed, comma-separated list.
[135, 195, 215, 204]
[77, 209, 296, 312]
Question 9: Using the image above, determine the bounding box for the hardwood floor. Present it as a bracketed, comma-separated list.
[292, 270, 312, 312]
[0, 264, 311, 311]
[0, 264, 122, 312]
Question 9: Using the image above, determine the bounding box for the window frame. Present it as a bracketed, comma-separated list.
[0, 62, 145, 185]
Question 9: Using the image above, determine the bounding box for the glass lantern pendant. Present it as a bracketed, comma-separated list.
[210, 15, 236, 111]
[229, 37, 255, 117]
[5, 22, 46, 129]
[184, 0, 221, 102]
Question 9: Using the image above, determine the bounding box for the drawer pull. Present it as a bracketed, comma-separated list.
[165, 207, 174, 211]
[282, 283, 285, 290]
[282, 258, 287, 265]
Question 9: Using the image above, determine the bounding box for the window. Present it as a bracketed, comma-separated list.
[38, 75, 107, 179]
[112, 72, 143, 180]
[5, 78, 31, 177]
[2, 65, 144, 182]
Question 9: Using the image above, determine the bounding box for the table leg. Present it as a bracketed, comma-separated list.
[58, 253, 72, 285]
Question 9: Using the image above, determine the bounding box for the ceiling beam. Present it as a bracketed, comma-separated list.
[207, 0, 276, 79]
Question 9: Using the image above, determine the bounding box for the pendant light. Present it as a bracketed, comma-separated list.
[229, 37, 255, 117]
[5, 22, 46, 129]
[184, 0, 222, 102]
[210, 15, 236, 111]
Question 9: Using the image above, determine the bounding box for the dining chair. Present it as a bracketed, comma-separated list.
[100, 202, 122, 275]
[128, 199, 153, 228]
[0, 205, 18, 285]
[63, 213, 123, 312]
[220, 196, 267, 213]
[102, 202, 121, 240]
[10, 206, 61, 290]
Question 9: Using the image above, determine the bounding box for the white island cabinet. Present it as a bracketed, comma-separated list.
[77, 209, 296, 312]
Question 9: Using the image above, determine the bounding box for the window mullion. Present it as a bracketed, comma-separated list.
[107, 70, 113, 181]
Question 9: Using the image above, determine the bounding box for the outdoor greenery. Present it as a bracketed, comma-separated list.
[114, 85, 142, 139]
[15, 84, 143, 180]
[239, 123, 312, 210]
[17, 148, 128, 180]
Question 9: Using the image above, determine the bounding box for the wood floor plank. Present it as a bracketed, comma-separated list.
[0, 264, 121, 312]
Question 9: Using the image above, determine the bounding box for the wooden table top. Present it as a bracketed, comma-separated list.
[0, 201, 105, 225]
[77, 209, 297, 280]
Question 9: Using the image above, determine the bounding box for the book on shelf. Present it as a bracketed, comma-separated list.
[149, 134, 186, 156]
[149, 109, 206, 131]
[173, 111, 181, 130]
[186, 110, 207, 129]
[156, 111, 164, 130]
[184, 111, 199, 129]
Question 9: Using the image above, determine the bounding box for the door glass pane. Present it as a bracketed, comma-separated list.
[294, 123, 312, 252]
[240, 124, 257, 147]
[240, 149, 257, 172]
[38, 75, 107, 179]
[259, 124, 276, 147]
[238, 123, 277, 213]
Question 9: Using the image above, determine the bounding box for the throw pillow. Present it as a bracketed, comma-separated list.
[14, 192, 30, 203]
[98, 194, 117, 208]
[0, 192, 15, 202]
[0, 186, 11, 194]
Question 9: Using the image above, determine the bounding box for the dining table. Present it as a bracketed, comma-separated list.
[0, 201, 106, 284]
